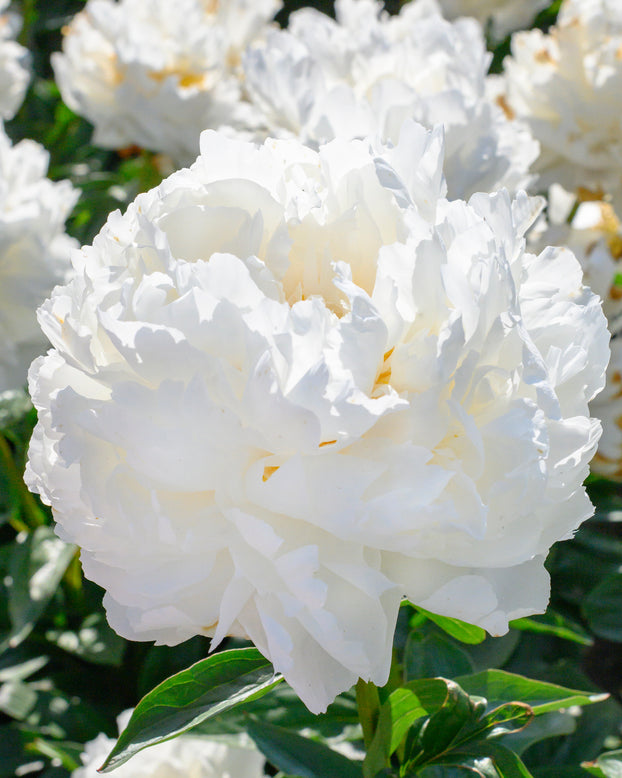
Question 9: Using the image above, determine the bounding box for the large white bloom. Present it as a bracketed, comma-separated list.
[0, 0, 30, 119]
[0, 125, 78, 392]
[502, 0, 622, 209]
[74, 710, 266, 778]
[26, 123, 609, 714]
[52, 0, 280, 167]
[532, 188, 622, 478]
[436, 0, 549, 41]
[243, 0, 538, 200]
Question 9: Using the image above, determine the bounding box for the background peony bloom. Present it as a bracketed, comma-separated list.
[502, 0, 622, 209]
[73, 710, 266, 777]
[0, 125, 77, 392]
[26, 122, 609, 714]
[531, 188, 622, 478]
[243, 0, 539, 200]
[51, 0, 281, 167]
[436, 0, 549, 42]
[0, 0, 30, 119]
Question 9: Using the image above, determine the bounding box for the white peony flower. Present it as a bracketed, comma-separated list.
[74, 710, 266, 778]
[0, 124, 78, 392]
[531, 187, 622, 478]
[0, 0, 30, 119]
[502, 0, 622, 209]
[243, 0, 539, 201]
[52, 0, 280, 167]
[26, 122, 609, 714]
[436, 0, 549, 41]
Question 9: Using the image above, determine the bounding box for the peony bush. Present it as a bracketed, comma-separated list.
[3, 1, 622, 777]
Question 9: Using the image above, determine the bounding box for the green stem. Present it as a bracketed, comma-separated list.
[566, 196, 580, 225]
[0, 432, 46, 529]
[62, 550, 84, 604]
[356, 678, 381, 750]
[17, 0, 37, 49]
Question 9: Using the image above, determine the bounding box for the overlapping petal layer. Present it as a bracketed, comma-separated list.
[0, 0, 29, 119]
[502, 0, 622, 209]
[52, 0, 280, 166]
[0, 125, 78, 392]
[244, 0, 538, 199]
[532, 189, 622, 478]
[26, 124, 609, 712]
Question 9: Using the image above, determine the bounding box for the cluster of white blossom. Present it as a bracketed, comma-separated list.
[52, 0, 538, 198]
[500, 0, 622, 475]
[243, 0, 539, 199]
[531, 188, 622, 478]
[26, 124, 609, 713]
[0, 125, 78, 393]
[502, 0, 622, 209]
[52, 0, 281, 167]
[74, 710, 266, 778]
[0, 0, 30, 118]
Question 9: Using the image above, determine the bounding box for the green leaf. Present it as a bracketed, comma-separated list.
[415, 609, 487, 645]
[27, 739, 82, 772]
[465, 632, 521, 675]
[471, 702, 534, 740]
[582, 749, 622, 778]
[416, 768, 493, 778]
[45, 612, 125, 666]
[22, 687, 109, 742]
[137, 637, 212, 697]
[420, 682, 479, 757]
[0, 390, 32, 432]
[428, 744, 534, 777]
[3, 528, 76, 652]
[458, 741, 534, 778]
[404, 631, 474, 680]
[404, 678, 460, 714]
[0, 725, 28, 778]
[455, 670, 608, 715]
[549, 528, 622, 608]
[509, 613, 592, 646]
[385, 688, 429, 755]
[404, 680, 484, 768]
[0, 655, 48, 683]
[192, 683, 359, 741]
[100, 647, 282, 771]
[0, 680, 37, 720]
[500, 710, 576, 755]
[366, 688, 429, 776]
[583, 574, 622, 641]
[247, 719, 363, 778]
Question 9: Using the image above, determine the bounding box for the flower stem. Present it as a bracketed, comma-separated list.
[356, 678, 381, 750]
[17, 0, 37, 49]
[0, 432, 46, 530]
[62, 550, 84, 604]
